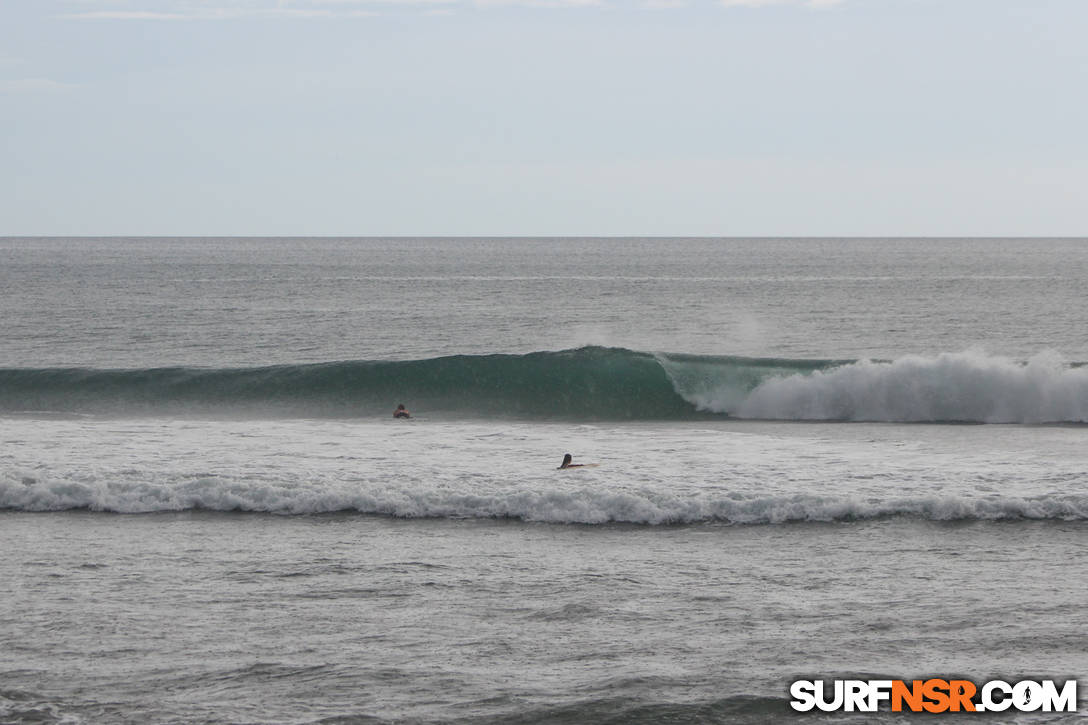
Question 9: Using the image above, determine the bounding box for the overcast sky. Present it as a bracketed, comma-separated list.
[2, 0, 1086, 236]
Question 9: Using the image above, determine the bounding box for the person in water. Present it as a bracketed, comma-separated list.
[393, 404, 411, 419]
[558, 453, 586, 469]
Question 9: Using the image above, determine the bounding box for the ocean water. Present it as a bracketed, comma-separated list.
[1, 237, 1086, 724]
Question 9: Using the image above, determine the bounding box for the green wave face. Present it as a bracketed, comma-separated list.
[1, 347, 773, 420]
[359, 347, 702, 419]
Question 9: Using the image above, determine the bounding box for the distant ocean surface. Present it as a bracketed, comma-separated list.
[2, 238, 1086, 724]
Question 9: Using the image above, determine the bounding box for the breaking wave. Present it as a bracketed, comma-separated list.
[681, 350, 1088, 424]
[1, 347, 1086, 423]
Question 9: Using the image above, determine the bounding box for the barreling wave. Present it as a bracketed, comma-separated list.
[3, 470, 1086, 523]
[2, 347, 1087, 423]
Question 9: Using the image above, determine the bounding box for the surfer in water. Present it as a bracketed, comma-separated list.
[393, 404, 411, 419]
[558, 453, 593, 469]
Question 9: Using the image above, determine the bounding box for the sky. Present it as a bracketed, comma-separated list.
[1, 0, 1086, 236]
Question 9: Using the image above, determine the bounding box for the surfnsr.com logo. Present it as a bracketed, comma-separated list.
[789, 679, 1078, 713]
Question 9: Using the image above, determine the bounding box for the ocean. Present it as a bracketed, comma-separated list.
[1, 237, 1085, 724]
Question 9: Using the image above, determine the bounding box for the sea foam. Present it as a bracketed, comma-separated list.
[704, 351, 1088, 423]
[3, 470, 1085, 524]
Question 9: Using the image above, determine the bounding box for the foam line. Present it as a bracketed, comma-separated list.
[3, 472, 1085, 523]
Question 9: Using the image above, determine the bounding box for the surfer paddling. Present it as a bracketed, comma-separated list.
[558, 453, 597, 469]
[393, 403, 411, 419]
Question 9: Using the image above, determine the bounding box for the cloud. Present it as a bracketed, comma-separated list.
[0, 78, 75, 93]
[57, 0, 450, 20]
[61, 11, 191, 19]
[473, 0, 602, 6]
[55, 0, 845, 20]
[720, 0, 844, 7]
